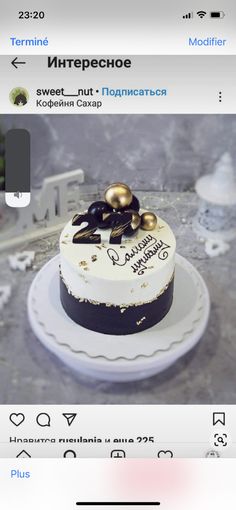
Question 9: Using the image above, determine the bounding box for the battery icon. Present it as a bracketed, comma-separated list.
[210, 11, 225, 18]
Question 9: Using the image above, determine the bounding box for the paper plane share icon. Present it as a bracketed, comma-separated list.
[62, 413, 77, 426]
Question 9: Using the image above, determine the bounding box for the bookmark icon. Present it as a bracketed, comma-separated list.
[213, 412, 226, 426]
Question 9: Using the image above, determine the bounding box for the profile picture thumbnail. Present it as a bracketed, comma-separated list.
[9, 87, 29, 107]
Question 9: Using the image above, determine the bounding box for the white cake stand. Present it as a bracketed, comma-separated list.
[27, 254, 210, 382]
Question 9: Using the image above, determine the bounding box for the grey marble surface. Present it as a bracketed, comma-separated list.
[0, 191, 236, 404]
[1, 114, 236, 191]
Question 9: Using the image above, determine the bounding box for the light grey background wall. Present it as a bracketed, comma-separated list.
[1, 114, 236, 191]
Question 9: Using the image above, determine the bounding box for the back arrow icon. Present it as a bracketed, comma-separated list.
[11, 57, 26, 69]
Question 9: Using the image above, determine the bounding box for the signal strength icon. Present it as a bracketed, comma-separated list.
[197, 10, 207, 18]
[183, 12, 193, 19]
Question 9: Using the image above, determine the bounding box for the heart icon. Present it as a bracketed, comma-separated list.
[9, 413, 25, 427]
[157, 450, 173, 458]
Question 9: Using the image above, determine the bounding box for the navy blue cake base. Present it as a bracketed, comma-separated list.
[60, 276, 174, 336]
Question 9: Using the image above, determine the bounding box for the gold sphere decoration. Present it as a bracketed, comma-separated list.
[126, 210, 141, 231]
[140, 212, 157, 231]
[104, 182, 133, 210]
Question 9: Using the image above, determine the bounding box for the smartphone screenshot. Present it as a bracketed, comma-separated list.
[0, 0, 236, 507]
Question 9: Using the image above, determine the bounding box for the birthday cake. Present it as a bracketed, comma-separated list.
[59, 183, 176, 335]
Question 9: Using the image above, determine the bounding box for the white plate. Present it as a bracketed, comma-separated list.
[28, 254, 210, 382]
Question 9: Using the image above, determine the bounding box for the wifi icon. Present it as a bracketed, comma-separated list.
[197, 10, 207, 18]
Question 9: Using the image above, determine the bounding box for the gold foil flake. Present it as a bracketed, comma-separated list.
[79, 261, 87, 267]
[141, 282, 148, 288]
[91, 255, 97, 262]
[120, 307, 127, 314]
[136, 316, 146, 326]
[87, 298, 100, 306]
